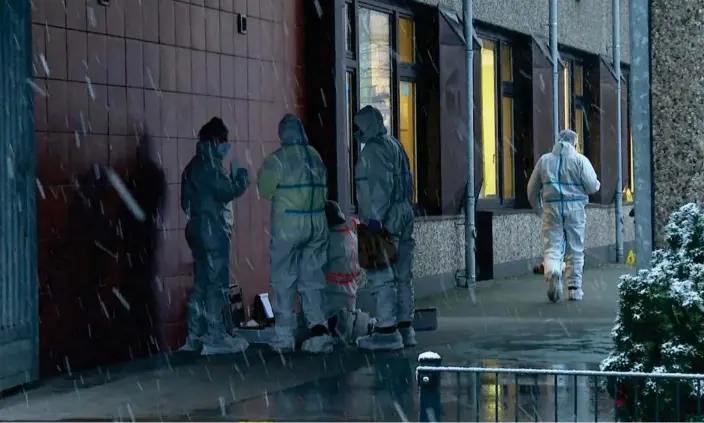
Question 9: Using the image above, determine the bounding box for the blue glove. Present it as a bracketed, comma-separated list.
[367, 219, 382, 233]
[234, 167, 249, 185]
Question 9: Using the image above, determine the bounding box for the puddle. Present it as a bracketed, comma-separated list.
[184, 356, 617, 422]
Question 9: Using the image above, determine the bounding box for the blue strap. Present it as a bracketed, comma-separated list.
[278, 183, 327, 189]
[284, 207, 325, 215]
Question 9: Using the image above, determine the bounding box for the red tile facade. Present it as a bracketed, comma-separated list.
[32, 0, 305, 376]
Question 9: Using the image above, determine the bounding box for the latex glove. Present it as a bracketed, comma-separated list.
[234, 167, 249, 184]
[367, 219, 382, 234]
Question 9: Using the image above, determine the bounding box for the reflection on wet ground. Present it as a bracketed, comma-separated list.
[185, 356, 617, 422]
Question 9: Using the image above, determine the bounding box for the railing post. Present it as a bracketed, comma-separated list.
[418, 352, 443, 422]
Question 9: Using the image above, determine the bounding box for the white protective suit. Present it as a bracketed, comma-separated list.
[257, 114, 334, 354]
[353, 105, 416, 351]
[527, 130, 600, 302]
[323, 201, 376, 345]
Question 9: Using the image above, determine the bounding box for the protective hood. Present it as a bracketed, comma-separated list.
[551, 141, 577, 157]
[278, 114, 309, 146]
[325, 200, 346, 227]
[354, 105, 387, 144]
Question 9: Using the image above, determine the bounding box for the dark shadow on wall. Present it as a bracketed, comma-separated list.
[41, 129, 165, 375]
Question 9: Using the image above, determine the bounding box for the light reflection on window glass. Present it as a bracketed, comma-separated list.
[398, 18, 414, 63]
[358, 8, 392, 133]
[563, 65, 571, 130]
[575, 105, 584, 154]
[399, 81, 417, 202]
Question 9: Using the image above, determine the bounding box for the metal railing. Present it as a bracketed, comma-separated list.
[416, 352, 704, 422]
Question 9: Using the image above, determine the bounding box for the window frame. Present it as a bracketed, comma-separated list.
[347, 0, 420, 211]
[559, 50, 589, 158]
[476, 27, 517, 209]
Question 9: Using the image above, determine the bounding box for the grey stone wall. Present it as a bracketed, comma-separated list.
[414, 0, 630, 62]
[358, 206, 634, 286]
[650, 1, 704, 245]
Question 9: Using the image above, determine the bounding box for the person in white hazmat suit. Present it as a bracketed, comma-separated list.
[353, 105, 416, 351]
[179, 117, 251, 355]
[527, 129, 601, 302]
[257, 114, 335, 354]
[323, 200, 376, 345]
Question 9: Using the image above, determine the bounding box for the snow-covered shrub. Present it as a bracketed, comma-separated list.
[601, 203, 704, 422]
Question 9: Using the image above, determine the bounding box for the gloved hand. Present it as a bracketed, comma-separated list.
[234, 167, 249, 185]
[367, 219, 382, 234]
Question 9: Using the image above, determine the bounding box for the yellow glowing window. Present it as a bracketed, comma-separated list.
[575, 106, 584, 154]
[563, 65, 571, 130]
[480, 39, 497, 198]
[501, 97, 514, 198]
[399, 80, 417, 202]
[398, 18, 414, 64]
[628, 131, 634, 197]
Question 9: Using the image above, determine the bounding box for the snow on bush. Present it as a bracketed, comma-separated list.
[601, 203, 704, 422]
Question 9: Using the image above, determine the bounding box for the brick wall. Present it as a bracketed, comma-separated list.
[31, 0, 304, 376]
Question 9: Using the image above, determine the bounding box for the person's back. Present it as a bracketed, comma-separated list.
[325, 217, 361, 311]
[257, 114, 334, 355]
[527, 129, 600, 303]
[353, 105, 417, 351]
[181, 141, 236, 236]
[323, 200, 375, 345]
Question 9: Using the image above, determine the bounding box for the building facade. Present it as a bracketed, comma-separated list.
[8, 0, 634, 384]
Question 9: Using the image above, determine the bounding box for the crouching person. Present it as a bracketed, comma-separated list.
[324, 201, 376, 345]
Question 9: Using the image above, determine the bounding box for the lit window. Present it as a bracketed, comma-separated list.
[399, 81, 417, 201]
[562, 64, 571, 130]
[480, 39, 498, 198]
[358, 8, 392, 132]
[398, 18, 414, 64]
[561, 59, 586, 154]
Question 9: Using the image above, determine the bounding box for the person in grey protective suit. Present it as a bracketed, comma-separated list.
[527, 129, 600, 302]
[353, 105, 416, 351]
[179, 117, 251, 355]
[257, 114, 335, 354]
[323, 200, 376, 345]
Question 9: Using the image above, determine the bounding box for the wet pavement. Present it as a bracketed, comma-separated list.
[0, 265, 630, 422]
[181, 359, 620, 422]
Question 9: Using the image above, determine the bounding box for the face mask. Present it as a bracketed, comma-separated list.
[354, 129, 364, 144]
[216, 142, 231, 158]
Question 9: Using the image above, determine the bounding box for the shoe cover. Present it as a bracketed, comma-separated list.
[178, 335, 203, 352]
[201, 334, 249, 356]
[269, 335, 296, 353]
[546, 270, 563, 303]
[356, 330, 404, 351]
[350, 311, 375, 341]
[568, 287, 584, 301]
[301, 334, 334, 354]
[398, 326, 417, 347]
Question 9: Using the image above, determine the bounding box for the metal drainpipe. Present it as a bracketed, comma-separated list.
[613, 0, 625, 263]
[461, 0, 476, 291]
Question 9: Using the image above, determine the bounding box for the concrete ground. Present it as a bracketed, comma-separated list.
[0, 264, 631, 421]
